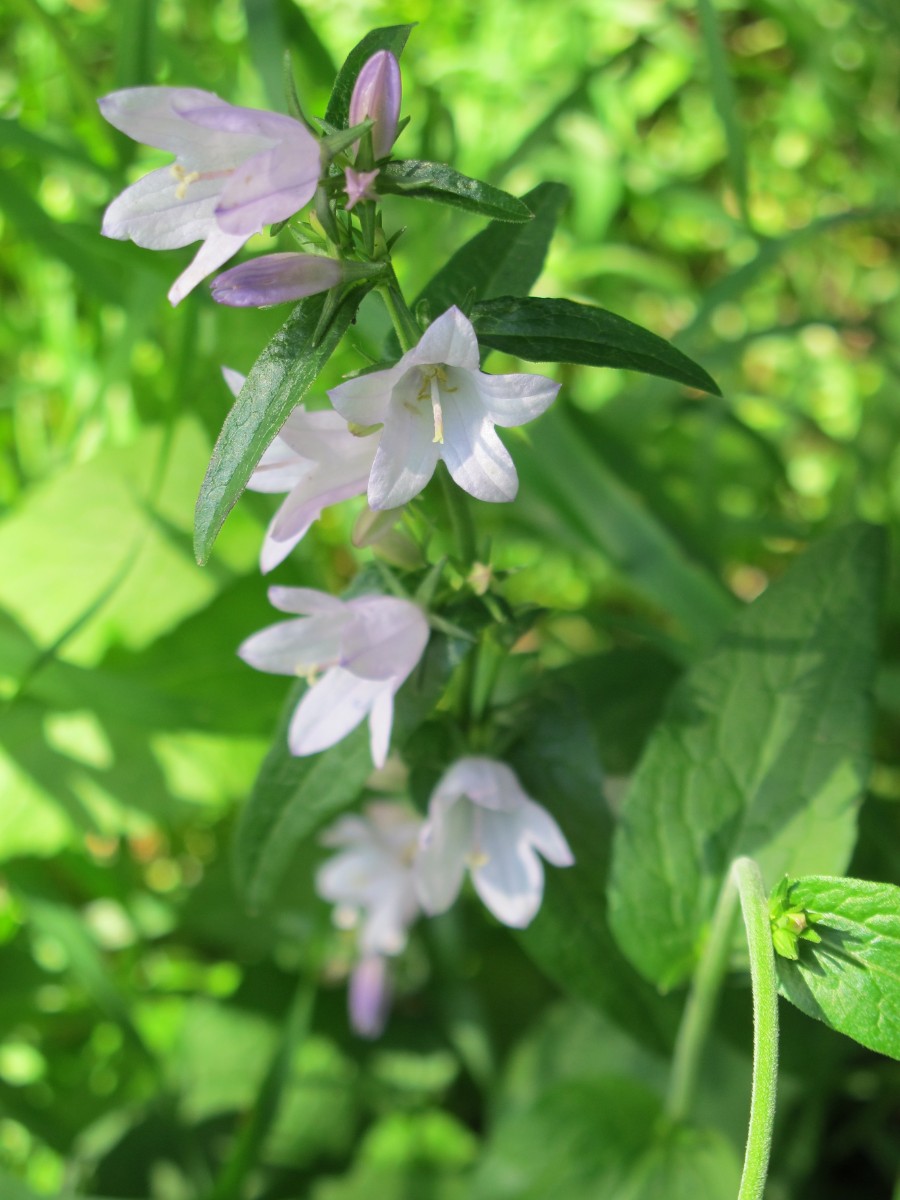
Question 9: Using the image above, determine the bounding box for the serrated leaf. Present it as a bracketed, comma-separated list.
[776, 875, 900, 1060]
[324, 24, 414, 129]
[379, 161, 533, 222]
[416, 182, 569, 314]
[233, 631, 468, 911]
[509, 692, 677, 1053]
[193, 286, 371, 564]
[608, 524, 885, 990]
[472, 296, 721, 396]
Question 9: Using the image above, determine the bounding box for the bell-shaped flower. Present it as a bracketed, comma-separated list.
[328, 306, 560, 510]
[222, 369, 380, 572]
[348, 51, 402, 161]
[416, 757, 574, 928]
[317, 802, 423, 956]
[99, 87, 321, 304]
[237, 587, 429, 768]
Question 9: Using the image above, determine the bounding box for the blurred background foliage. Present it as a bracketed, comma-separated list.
[1, 0, 900, 1196]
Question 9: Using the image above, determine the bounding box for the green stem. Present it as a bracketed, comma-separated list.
[438, 463, 478, 564]
[733, 856, 780, 1200]
[665, 870, 740, 1122]
[378, 272, 420, 352]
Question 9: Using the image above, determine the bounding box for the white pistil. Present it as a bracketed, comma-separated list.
[430, 374, 444, 444]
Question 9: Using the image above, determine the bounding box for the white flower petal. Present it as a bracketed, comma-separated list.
[215, 138, 320, 236]
[288, 668, 386, 757]
[266, 587, 345, 615]
[167, 227, 249, 305]
[102, 165, 222, 249]
[518, 796, 574, 867]
[368, 383, 440, 509]
[416, 798, 473, 916]
[367, 687, 395, 770]
[98, 87, 230, 155]
[221, 366, 246, 398]
[407, 306, 479, 371]
[452, 366, 560, 429]
[342, 597, 429, 681]
[236, 613, 345, 675]
[259, 514, 310, 575]
[247, 440, 313, 495]
[440, 389, 518, 503]
[328, 369, 398, 426]
[470, 809, 545, 928]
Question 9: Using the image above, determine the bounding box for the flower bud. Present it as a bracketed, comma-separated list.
[348, 50, 401, 161]
[211, 253, 377, 307]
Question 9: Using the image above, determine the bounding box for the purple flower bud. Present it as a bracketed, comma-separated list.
[348, 51, 402, 161]
[210, 252, 344, 306]
[349, 955, 392, 1039]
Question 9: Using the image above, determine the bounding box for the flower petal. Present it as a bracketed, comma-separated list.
[221, 366, 245, 398]
[329, 367, 398, 426]
[266, 586, 345, 615]
[101, 165, 222, 249]
[215, 137, 320, 235]
[288, 668, 386, 757]
[416, 797, 473, 916]
[440, 388, 518, 503]
[349, 955, 391, 1039]
[452, 365, 560, 429]
[518, 796, 575, 867]
[98, 87, 230, 154]
[237, 613, 346, 675]
[367, 687, 395, 770]
[407, 306, 480, 371]
[342, 597, 429, 681]
[367, 379, 440, 508]
[470, 809, 545, 928]
[168, 227, 249, 305]
[211, 252, 343, 306]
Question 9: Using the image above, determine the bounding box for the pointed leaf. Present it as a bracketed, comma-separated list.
[194, 285, 372, 564]
[472, 296, 721, 396]
[609, 524, 885, 990]
[324, 24, 414, 129]
[776, 875, 900, 1060]
[416, 181, 569, 313]
[379, 160, 533, 222]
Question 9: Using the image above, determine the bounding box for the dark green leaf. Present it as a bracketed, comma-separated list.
[324, 25, 415, 129]
[379, 161, 533, 222]
[472, 296, 721, 396]
[510, 692, 677, 1053]
[776, 875, 900, 1060]
[193, 285, 372, 564]
[609, 524, 886, 990]
[416, 182, 569, 313]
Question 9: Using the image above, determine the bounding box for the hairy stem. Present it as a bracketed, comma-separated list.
[378, 271, 420, 352]
[665, 869, 740, 1122]
[733, 856, 780, 1200]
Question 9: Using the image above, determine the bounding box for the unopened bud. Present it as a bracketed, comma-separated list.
[211, 253, 379, 307]
[348, 50, 402, 161]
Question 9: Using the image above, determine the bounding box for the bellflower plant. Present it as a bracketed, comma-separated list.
[416, 757, 574, 928]
[99, 87, 322, 304]
[328, 306, 561, 509]
[86, 25, 880, 1199]
[237, 587, 429, 768]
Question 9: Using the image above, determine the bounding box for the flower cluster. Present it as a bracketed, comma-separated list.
[99, 46, 574, 1037]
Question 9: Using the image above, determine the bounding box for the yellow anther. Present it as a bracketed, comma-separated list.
[171, 164, 201, 200]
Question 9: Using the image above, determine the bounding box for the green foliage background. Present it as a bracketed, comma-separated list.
[1, 0, 899, 1196]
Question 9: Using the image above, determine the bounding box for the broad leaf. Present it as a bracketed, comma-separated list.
[324, 24, 414, 129]
[194, 285, 371, 564]
[416, 182, 569, 314]
[510, 692, 677, 1053]
[609, 524, 885, 990]
[472, 296, 721, 396]
[776, 875, 900, 1060]
[233, 631, 469, 911]
[472, 1077, 739, 1200]
[379, 160, 533, 222]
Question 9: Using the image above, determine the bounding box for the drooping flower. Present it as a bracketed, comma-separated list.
[222, 369, 381, 572]
[348, 51, 402, 161]
[237, 588, 429, 768]
[99, 87, 321, 304]
[344, 167, 380, 211]
[328, 306, 560, 510]
[317, 802, 423, 956]
[416, 757, 574, 928]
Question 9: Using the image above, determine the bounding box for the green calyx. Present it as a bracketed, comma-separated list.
[768, 877, 822, 961]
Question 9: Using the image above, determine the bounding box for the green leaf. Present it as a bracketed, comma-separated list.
[378, 161, 533, 222]
[233, 630, 468, 911]
[512, 406, 736, 650]
[472, 296, 721, 396]
[416, 182, 569, 314]
[472, 1077, 739, 1200]
[193, 285, 371, 564]
[510, 691, 677, 1053]
[324, 24, 415, 129]
[609, 524, 886, 990]
[775, 875, 900, 1060]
